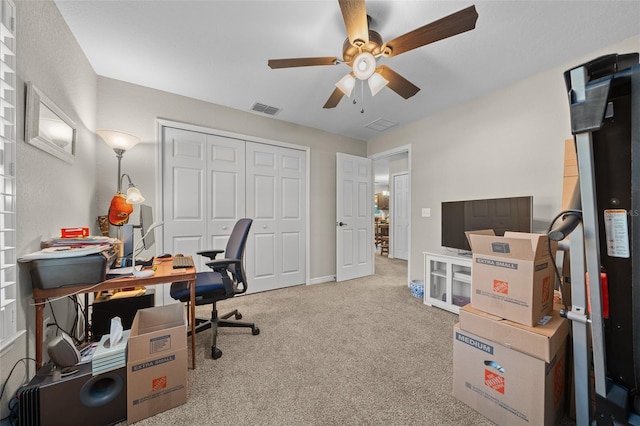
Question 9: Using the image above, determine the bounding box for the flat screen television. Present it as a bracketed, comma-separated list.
[441, 196, 533, 252]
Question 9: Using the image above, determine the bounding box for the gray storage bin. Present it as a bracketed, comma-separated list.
[27, 254, 108, 289]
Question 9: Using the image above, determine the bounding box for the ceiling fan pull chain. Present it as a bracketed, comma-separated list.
[352, 79, 359, 105]
[361, 79, 365, 113]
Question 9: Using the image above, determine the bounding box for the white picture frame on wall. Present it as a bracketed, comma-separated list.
[24, 82, 76, 164]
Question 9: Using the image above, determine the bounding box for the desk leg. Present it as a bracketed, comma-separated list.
[189, 278, 196, 369]
[35, 300, 44, 369]
[84, 293, 90, 341]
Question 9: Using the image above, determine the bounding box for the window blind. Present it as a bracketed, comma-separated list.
[0, 0, 17, 349]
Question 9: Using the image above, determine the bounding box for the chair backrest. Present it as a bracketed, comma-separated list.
[225, 218, 252, 286]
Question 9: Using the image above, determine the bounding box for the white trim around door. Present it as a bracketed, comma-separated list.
[369, 144, 411, 286]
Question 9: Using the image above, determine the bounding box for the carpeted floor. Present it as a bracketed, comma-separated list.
[133, 255, 570, 425]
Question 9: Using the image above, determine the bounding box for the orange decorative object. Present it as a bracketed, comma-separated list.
[108, 192, 133, 226]
[61, 227, 89, 238]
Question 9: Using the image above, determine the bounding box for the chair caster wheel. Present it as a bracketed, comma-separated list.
[212, 347, 222, 359]
[252, 327, 260, 336]
[235, 313, 242, 320]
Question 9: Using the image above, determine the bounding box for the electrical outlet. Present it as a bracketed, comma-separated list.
[43, 317, 54, 342]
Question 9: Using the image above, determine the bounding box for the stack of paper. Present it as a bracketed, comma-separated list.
[92, 330, 130, 375]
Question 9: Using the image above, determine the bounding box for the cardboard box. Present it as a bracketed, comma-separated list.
[467, 230, 556, 326]
[562, 138, 578, 211]
[127, 304, 187, 424]
[559, 138, 577, 306]
[453, 324, 566, 426]
[459, 304, 569, 363]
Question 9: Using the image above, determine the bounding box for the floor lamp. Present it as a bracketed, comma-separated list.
[96, 129, 146, 264]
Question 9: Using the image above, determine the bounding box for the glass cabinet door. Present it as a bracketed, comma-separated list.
[451, 263, 471, 307]
[429, 259, 447, 303]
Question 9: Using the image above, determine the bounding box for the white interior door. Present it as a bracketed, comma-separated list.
[245, 142, 306, 292]
[336, 153, 373, 282]
[163, 128, 244, 263]
[162, 127, 206, 257]
[161, 127, 208, 304]
[391, 172, 409, 260]
[206, 134, 245, 251]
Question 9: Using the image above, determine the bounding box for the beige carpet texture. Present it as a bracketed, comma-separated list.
[132, 255, 574, 425]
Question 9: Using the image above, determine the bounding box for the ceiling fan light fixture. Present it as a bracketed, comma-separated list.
[368, 72, 388, 96]
[336, 74, 356, 97]
[352, 52, 376, 80]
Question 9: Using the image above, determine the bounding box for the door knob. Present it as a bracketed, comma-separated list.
[337, 222, 347, 227]
[222, 226, 228, 230]
[263, 225, 267, 229]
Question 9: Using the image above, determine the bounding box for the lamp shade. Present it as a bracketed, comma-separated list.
[352, 52, 376, 80]
[125, 186, 145, 204]
[96, 129, 141, 152]
[368, 72, 389, 96]
[335, 74, 356, 97]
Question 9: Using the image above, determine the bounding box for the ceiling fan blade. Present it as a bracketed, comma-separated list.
[338, 0, 369, 46]
[323, 87, 345, 109]
[384, 5, 478, 58]
[268, 57, 338, 69]
[377, 66, 420, 99]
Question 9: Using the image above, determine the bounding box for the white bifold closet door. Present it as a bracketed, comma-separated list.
[245, 142, 306, 292]
[162, 126, 305, 296]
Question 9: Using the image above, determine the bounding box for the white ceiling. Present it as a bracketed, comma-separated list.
[53, 0, 640, 142]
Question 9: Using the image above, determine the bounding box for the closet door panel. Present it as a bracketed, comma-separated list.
[253, 233, 276, 278]
[279, 149, 305, 285]
[207, 134, 245, 253]
[163, 127, 208, 265]
[173, 168, 203, 220]
[281, 232, 301, 274]
[246, 142, 279, 292]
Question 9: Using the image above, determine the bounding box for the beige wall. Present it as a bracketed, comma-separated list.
[95, 77, 366, 282]
[2, 0, 99, 418]
[368, 35, 640, 282]
[389, 157, 408, 180]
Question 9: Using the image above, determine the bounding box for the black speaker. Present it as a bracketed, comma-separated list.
[91, 289, 155, 340]
[18, 362, 126, 426]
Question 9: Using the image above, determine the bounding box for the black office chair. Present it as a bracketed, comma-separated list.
[170, 218, 259, 359]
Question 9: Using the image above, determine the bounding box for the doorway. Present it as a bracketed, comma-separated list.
[371, 145, 410, 284]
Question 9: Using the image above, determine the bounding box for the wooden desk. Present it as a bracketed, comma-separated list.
[33, 258, 197, 370]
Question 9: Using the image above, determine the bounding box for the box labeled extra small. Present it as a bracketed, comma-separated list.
[459, 304, 568, 363]
[466, 230, 556, 326]
[453, 324, 566, 426]
[127, 304, 187, 424]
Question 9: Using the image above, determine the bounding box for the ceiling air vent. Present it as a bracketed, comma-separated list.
[250, 102, 281, 116]
[365, 118, 397, 132]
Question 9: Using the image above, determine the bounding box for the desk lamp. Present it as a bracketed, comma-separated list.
[97, 129, 145, 225]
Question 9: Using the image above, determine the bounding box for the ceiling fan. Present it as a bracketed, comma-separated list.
[268, 1, 478, 109]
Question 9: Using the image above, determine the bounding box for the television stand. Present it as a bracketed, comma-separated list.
[423, 252, 472, 314]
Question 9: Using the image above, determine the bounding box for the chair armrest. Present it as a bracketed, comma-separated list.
[205, 258, 240, 272]
[206, 258, 242, 297]
[197, 249, 224, 260]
